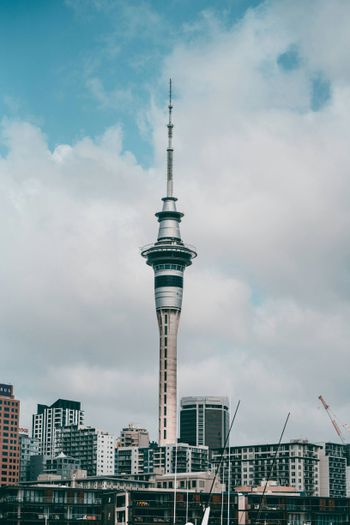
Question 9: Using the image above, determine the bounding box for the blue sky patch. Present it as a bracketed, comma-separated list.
[311, 74, 331, 111]
[277, 45, 300, 71]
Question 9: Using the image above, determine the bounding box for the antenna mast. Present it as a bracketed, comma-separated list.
[167, 78, 174, 197]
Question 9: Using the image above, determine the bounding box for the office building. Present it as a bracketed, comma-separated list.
[180, 396, 229, 449]
[119, 423, 150, 448]
[0, 383, 20, 486]
[55, 424, 114, 476]
[19, 430, 40, 482]
[32, 398, 84, 458]
[211, 439, 321, 496]
[141, 82, 197, 445]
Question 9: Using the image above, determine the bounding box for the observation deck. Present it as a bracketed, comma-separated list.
[141, 240, 197, 267]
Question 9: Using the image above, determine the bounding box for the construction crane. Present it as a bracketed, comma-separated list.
[318, 395, 346, 444]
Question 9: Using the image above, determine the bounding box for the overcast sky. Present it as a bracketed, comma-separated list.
[1, 0, 350, 446]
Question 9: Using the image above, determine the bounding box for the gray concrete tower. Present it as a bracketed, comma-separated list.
[141, 81, 197, 445]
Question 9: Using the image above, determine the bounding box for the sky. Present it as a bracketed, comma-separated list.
[1, 0, 350, 446]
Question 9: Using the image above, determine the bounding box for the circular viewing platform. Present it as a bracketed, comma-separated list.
[141, 241, 197, 267]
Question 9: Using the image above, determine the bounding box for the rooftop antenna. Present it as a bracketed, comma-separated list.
[167, 78, 174, 198]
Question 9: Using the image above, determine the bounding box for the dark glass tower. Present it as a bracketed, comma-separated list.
[180, 396, 230, 450]
[141, 82, 197, 445]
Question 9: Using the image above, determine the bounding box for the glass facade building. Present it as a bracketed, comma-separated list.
[180, 396, 229, 450]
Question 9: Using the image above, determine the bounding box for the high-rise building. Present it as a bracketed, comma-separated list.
[119, 423, 150, 448]
[319, 442, 347, 497]
[0, 383, 20, 486]
[211, 440, 321, 496]
[19, 430, 40, 482]
[180, 396, 229, 450]
[32, 399, 84, 458]
[141, 81, 197, 446]
[55, 425, 114, 476]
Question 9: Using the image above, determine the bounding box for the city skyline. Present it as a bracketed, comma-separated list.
[1, 0, 350, 445]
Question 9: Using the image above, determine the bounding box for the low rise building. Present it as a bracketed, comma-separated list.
[2, 484, 350, 525]
[0, 485, 113, 524]
[154, 470, 224, 493]
[234, 479, 302, 496]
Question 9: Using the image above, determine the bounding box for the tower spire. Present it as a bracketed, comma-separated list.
[167, 78, 174, 198]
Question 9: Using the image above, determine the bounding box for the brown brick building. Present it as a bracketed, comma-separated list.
[0, 384, 20, 486]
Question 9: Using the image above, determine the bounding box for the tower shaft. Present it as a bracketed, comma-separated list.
[157, 309, 179, 444]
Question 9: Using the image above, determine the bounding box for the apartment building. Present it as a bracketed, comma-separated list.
[119, 423, 150, 448]
[211, 439, 321, 496]
[32, 399, 83, 458]
[319, 442, 347, 497]
[55, 425, 114, 476]
[115, 443, 209, 476]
